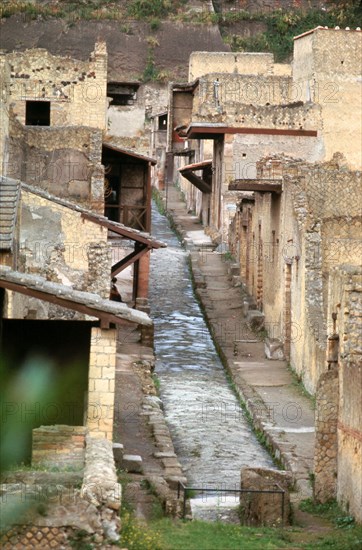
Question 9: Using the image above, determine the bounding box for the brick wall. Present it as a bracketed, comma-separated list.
[87, 327, 117, 441]
[32, 425, 87, 469]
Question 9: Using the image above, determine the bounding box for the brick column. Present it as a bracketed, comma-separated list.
[87, 327, 116, 441]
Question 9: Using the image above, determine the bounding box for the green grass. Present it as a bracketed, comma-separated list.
[152, 188, 167, 215]
[149, 519, 292, 549]
[299, 499, 362, 549]
[300, 498, 354, 525]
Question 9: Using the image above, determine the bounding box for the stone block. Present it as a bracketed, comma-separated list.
[166, 476, 188, 491]
[161, 458, 182, 468]
[153, 451, 176, 459]
[121, 454, 143, 474]
[264, 338, 285, 360]
[240, 467, 292, 527]
[112, 443, 124, 467]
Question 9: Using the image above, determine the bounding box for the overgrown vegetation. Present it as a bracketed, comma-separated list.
[152, 188, 166, 215]
[0, 0, 124, 22]
[127, 0, 172, 20]
[2, 1, 360, 63]
[221, 2, 362, 61]
[68, 529, 95, 550]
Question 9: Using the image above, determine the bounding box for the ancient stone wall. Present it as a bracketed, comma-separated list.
[314, 368, 339, 502]
[293, 28, 362, 169]
[0, 54, 10, 176]
[2, 431, 121, 547]
[32, 425, 87, 470]
[87, 327, 117, 441]
[284, 158, 361, 391]
[108, 82, 168, 144]
[20, 188, 109, 278]
[189, 52, 274, 81]
[193, 74, 321, 132]
[228, 156, 361, 394]
[6, 42, 107, 130]
[7, 115, 104, 209]
[327, 266, 362, 522]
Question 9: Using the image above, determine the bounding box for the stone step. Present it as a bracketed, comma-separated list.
[121, 454, 143, 474]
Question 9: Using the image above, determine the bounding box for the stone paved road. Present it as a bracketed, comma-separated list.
[163, 184, 316, 503]
[149, 203, 275, 520]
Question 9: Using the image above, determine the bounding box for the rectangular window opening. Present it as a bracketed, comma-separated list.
[158, 113, 168, 131]
[107, 83, 139, 106]
[25, 101, 51, 126]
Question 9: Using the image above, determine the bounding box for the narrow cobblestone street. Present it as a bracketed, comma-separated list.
[154, 185, 316, 506]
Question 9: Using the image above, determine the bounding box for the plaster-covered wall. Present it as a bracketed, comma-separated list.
[293, 28, 362, 169]
[6, 188, 111, 321]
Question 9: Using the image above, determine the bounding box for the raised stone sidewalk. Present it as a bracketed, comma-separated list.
[162, 184, 316, 502]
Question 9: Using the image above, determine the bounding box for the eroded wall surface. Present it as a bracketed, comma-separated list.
[6, 188, 111, 321]
[327, 266, 362, 522]
[6, 43, 107, 130]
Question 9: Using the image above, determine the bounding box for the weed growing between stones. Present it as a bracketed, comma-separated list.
[152, 189, 166, 216]
[286, 363, 316, 408]
[152, 372, 161, 392]
[68, 529, 95, 550]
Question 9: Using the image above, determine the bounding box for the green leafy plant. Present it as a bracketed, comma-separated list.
[142, 51, 159, 82]
[149, 17, 161, 31]
[222, 3, 362, 61]
[152, 373, 161, 392]
[127, 0, 171, 20]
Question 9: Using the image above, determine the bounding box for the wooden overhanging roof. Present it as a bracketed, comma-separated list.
[179, 160, 213, 194]
[0, 267, 152, 326]
[178, 122, 318, 140]
[79, 212, 166, 277]
[22, 183, 165, 249]
[80, 212, 165, 248]
[102, 142, 157, 165]
[172, 79, 199, 93]
[229, 179, 283, 194]
[21, 183, 166, 278]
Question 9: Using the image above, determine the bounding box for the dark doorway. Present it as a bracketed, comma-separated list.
[25, 101, 51, 126]
[1, 319, 92, 462]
